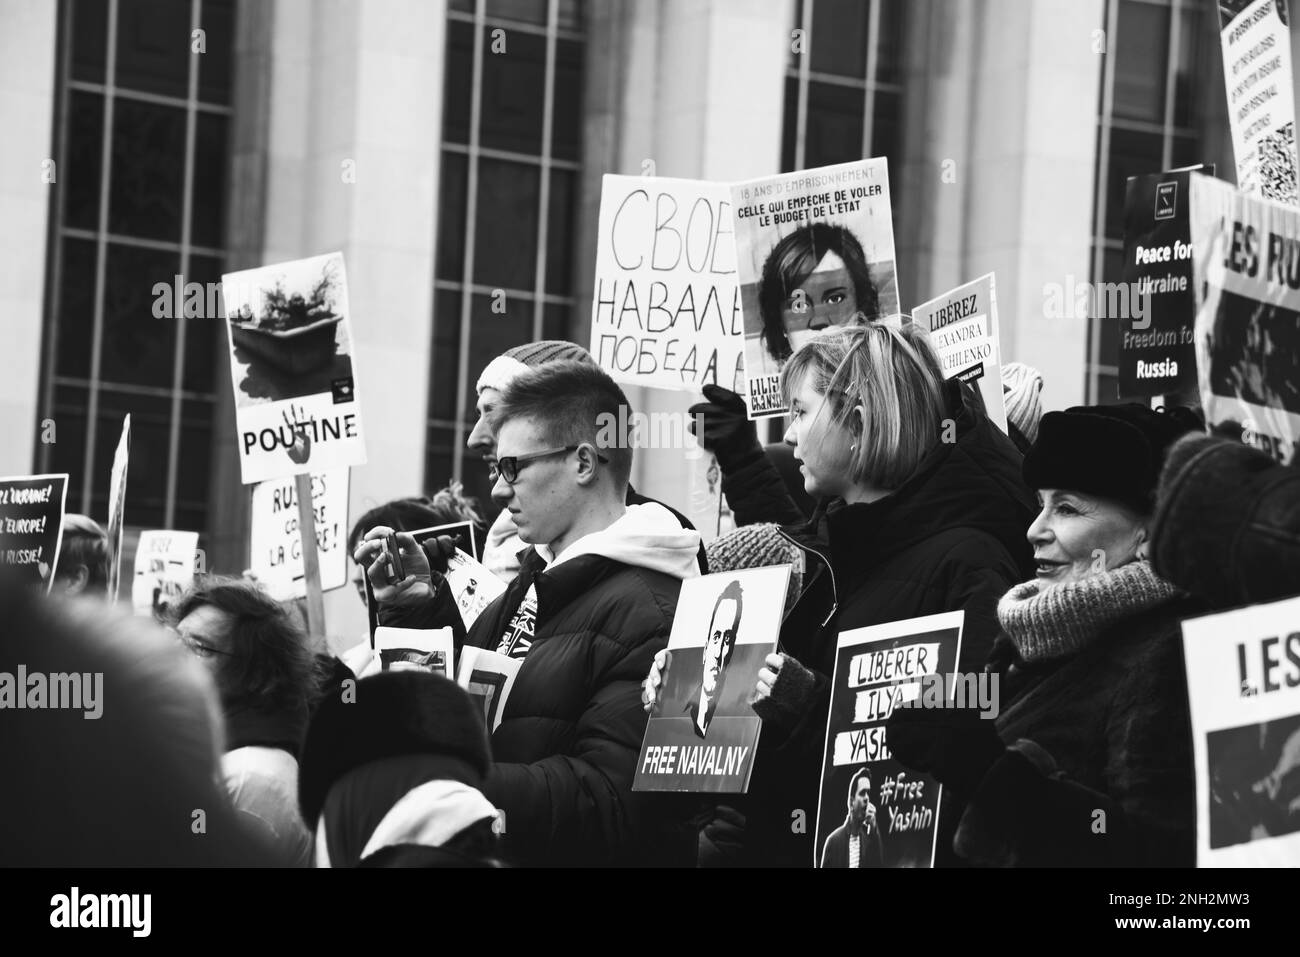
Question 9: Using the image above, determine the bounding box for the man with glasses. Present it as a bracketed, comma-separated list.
[171, 578, 317, 866]
[359, 360, 702, 866]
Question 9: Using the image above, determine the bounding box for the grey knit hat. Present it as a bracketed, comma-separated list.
[705, 523, 803, 611]
[475, 340, 595, 394]
[1001, 362, 1044, 445]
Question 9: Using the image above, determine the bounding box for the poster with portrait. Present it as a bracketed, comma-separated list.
[249, 469, 349, 602]
[1182, 597, 1300, 866]
[732, 158, 899, 418]
[105, 414, 130, 603]
[815, 611, 964, 868]
[911, 273, 1009, 433]
[0, 474, 68, 593]
[633, 564, 792, 794]
[444, 548, 506, 631]
[1218, 0, 1298, 205]
[374, 626, 455, 681]
[456, 646, 522, 734]
[131, 530, 200, 618]
[589, 175, 745, 393]
[223, 252, 367, 484]
[1189, 173, 1300, 463]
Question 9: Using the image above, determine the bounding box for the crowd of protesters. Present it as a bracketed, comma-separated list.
[4, 295, 1298, 868]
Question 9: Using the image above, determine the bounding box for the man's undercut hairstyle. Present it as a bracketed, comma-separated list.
[709, 578, 744, 669]
[492, 359, 634, 489]
[847, 766, 872, 809]
[53, 513, 110, 595]
[172, 577, 318, 714]
[780, 322, 947, 491]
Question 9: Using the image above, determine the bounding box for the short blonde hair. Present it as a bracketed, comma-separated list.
[779, 323, 948, 490]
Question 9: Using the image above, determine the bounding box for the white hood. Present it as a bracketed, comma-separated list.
[537, 502, 701, 581]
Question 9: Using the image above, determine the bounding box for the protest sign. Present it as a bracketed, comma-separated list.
[409, 520, 478, 562]
[1189, 172, 1300, 462]
[1119, 167, 1210, 396]
[249, 469, 349, 602]
[374, 626, 455, 681]
[444, 548, 506, 631]
[1182, 596, 1300, 866]
[131, 530, 200, 617]
[106, 415, 130, 603]
[911, 274, 1008, 432]
[732, 158, 899, 418]
[456, 646, 522, 734]
[589, 175, 744, 393]
[634, 565, 791, 793]
[1218, 0, 1298, 204]
[815, 611, 964, 868]
[223, 252, 366, 484]
[0, 474, 68, 592]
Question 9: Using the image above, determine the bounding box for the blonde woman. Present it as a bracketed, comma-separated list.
[645, 323, 1037, 867]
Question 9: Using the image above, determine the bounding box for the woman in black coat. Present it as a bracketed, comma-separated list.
[888, 404, 1203, 867]
[645, 323, 1038, 866]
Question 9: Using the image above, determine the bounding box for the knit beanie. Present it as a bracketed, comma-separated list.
[1023, 403, 1199, 514]
[1001, 362, 1044, 446]
[298, 672, 492, 829]
[475, 340, 595, 395]
[705, 522, 803, 610]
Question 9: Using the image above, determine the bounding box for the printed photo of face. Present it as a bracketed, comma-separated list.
[782, 250, 858, 354]
[702, 597, 739, 698]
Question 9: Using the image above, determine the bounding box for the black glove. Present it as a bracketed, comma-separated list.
[688, 384, 762, 467]
[698, 805, 747, 867]
[886, 697, 1005, 797]
[419, 535, 457, 576]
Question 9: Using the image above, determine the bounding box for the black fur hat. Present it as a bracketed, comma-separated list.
[298, 671, 492, 828]
[1023, 403, 1200, 513]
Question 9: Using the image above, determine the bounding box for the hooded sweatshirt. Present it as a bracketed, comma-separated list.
[380, 498, 701, 866]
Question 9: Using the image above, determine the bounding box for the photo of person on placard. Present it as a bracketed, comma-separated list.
[684, 579, 745, 738]
[820, 767, 885, 868]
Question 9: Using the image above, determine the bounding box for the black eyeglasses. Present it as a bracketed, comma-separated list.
[489, 445, 609, 485]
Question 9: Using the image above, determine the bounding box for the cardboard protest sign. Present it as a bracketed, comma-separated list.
[0, 474, 68, 592]
[131, 530, 200, 617]
[1182, 596, 1300, 866]
[1119, 167, 1210, 396]
[911, 274, 1008, 433]
[634, 565, 791, 793]
[456, 646, 522, 733]
[444, 548, 506, 631]
[589, 176, 744, 392]
[106, 415, 130, 602]
[409, 520, 478, 562]
[223, 252, 366, 484]
[1218, 0, 1298, 204]
[815, 611, 964, 868]
[732, 158, 899, 418]
[249, 469, 349, 602]
[374, 626, 455, 680]
[1189, 173, 1300, 462]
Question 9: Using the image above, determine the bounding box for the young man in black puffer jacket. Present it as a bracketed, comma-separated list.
[359, 361, 701, 867]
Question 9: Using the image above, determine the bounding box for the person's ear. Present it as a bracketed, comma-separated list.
[65, 564, 90, 596]
[1133, 519, 1152, 561]
[574, 443, 601, 487]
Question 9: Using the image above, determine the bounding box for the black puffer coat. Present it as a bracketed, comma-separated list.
[741, 381, 1037, 867]
[381, 504, 701, 867]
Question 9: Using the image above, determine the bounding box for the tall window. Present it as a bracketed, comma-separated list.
[1087, 0, 1225, 402]
[428, 0, 585, 515]
[781, 0, 905, 173]
[40, 0, 234, 532]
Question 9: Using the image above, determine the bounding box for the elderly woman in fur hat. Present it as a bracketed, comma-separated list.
[888, 403, 1205, 867]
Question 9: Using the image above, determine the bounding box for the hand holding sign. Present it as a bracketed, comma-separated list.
[688, 384, 761, 466]
[885, 696, 1004, 796]
[642, 648, 673, 714]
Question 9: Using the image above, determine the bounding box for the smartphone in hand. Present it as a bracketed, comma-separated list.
[383, 533, 405, 584]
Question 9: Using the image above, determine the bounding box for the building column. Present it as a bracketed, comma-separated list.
[214, 0, 446, 648]
[0, 0, 59, 474]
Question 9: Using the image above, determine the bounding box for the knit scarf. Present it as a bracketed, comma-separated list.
[997, 560, 1182, 663]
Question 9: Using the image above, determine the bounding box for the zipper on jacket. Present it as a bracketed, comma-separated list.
[777, 528, 838, 628]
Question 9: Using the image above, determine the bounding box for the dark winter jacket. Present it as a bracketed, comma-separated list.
[381, 502, 701, 867]
[1151, 432, 1300, 609]
[720, 441, 814, 527]
[954, 595, 1202, 867]
[741, 381, 1037, 867]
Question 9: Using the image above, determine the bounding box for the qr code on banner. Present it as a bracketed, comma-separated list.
[1259, 121, 1299, 206]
